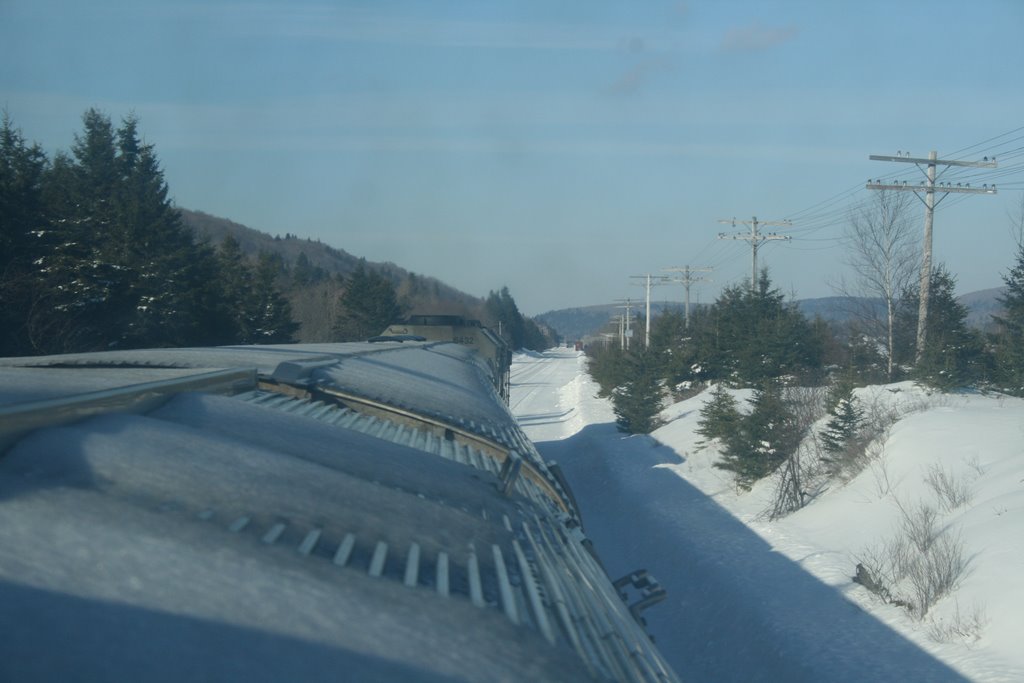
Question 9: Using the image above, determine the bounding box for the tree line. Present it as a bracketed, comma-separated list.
[589, 247, 1024, 492]
[589, 253, 1024, 428]
[1, 109, 555, 356]
[0, 109, 300, 355]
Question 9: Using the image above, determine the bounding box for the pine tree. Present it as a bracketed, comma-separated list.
[896, 265, 985, 390]
[21, 109, 221, 352]
[32, 110, 127, 352]
[333, 262, 404, 341]
[0, 113, 50, 355]
[649, 310, 694, 391]
[715, 382, 801, 489]
[819, 383, 864, 458]
[215, 236, 256, 342]
[586, 344, 630, 398]
[695, 383, 741, 445]
[248, 253, 300, 343]
[611, 350, 665, 434]
[993, 242, 1024, 395]
[111, 115, 218, 347]
[484, 287, 527, 348]
[692, 270, 823, 385]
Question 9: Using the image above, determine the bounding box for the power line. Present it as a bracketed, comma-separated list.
[629, 274, 672, 348]
[717, 216, 792, 288]
[663, 266, 713, 328]
[867, 149, 997, 359]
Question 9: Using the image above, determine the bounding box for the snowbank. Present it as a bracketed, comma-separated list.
[652, 384, 1024, 681]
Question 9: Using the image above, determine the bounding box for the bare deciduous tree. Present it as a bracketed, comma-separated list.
[839, 190, 920, 380]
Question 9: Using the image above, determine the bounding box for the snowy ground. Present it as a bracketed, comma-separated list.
[510, 348, 1024, 682]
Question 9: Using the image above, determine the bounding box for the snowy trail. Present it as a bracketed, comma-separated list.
[511, 349, 968, 683]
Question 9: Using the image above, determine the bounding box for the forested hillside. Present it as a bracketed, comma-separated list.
[0, 109, 556, 355]
[180, 209, 489, 342]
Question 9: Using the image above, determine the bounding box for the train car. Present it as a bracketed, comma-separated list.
[377, 315, 512, 402]
[0, 341, 677, 682]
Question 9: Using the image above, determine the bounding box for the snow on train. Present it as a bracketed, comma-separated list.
[376, 314, 513, 403]
[0, 331, 677, 681]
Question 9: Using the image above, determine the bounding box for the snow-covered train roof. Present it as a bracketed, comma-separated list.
[0, 343, 678, 682]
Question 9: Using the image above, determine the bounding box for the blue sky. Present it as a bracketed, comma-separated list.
[3, 1, 1023, 314]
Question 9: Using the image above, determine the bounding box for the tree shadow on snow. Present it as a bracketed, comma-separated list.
[537, 422, 969, 683]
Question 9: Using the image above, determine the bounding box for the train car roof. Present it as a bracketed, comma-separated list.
[0, 343, 676, 683]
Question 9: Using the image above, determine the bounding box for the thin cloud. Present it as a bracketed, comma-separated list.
[721, 22, 798, 52]
[606, 57, 673, 96]
[163, 4, 629, 52]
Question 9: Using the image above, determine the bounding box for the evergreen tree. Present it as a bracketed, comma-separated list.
[16, 109, 224, 352]
[293, 252, 315, 286]
[110, 115, 218, 347]
[716, 382, 801, 489]
[484, 287, 526, 348]
[215, 236, 256, 342]
[0, 113, 50, 355]
[333, 262, 404, 341]
[649, 309, 694, 391]
[895, 265, 985, 390]
[586, 343, 630, 398]
[819, 382, 864, 458]
[692, 271, 823, 386]
[695, 383, 741, 445]
[611, 349, 664, 434]
[482, 286, 552, 351]
[840, 319, 890, 385]
[992, 242, 1024, 395]
[248, 253, 300, 343]
[31, 111, 127, 351]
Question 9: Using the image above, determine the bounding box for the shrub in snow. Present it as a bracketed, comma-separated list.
[765, 386, 831, 519]
[922, 463, 973, 512]
[855, 499, 969, 619]
[926, 601, 987, 644]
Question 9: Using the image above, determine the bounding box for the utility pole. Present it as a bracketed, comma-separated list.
[629, 274, 671, 348]
[867, 150, 997, 359]
[663, 266, 713, 328]
[613, 299, 635, 350]
[717, 216, 792, 288]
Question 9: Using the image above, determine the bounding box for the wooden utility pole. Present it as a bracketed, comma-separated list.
[717, 216, 792, 288]
[663, 266, 713, 328]
[867, 150, 997, 359]
[613, 299, 635, 350]
[629, 275, 671, 348]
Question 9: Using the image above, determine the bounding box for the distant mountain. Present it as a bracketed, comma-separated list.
[794, 296, 885, 322]
[539, 289, 1007, 342]
[536, 301, 685, 342]
[958, 287, 1007, 330]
